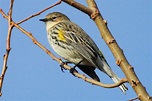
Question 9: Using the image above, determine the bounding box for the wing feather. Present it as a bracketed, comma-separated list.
[58, 21, 101, 66]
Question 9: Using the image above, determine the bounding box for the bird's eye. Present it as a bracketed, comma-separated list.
[52, 16, 57, 20]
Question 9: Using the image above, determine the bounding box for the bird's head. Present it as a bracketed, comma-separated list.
[39, 12, 70, 23]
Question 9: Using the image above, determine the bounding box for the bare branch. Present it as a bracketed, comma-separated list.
[0, 0, 14, 96]
[74, 72, 128, 88]
[86, 0, 152, 101]
[128, 97, 139, 101]
[62, 0, 92, 16]
[17, 0, 62, 24]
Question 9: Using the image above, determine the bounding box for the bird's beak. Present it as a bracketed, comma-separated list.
[39, 18, 48, 22]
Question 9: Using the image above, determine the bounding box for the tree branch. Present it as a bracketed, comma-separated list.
[86, 0, 151, 101]
[62, 0, 92, 16]
[17, 0, 62, 25]
[0, 0, 14, 96]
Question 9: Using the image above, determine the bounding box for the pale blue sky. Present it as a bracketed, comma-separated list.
[0, 0, 151, 101]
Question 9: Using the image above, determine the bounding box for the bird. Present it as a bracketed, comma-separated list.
[39, 12, 128, 94]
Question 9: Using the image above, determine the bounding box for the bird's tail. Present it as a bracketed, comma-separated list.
[97, 57, 128, 94]
[111, 74, 128, 94]
[77, 65, 100, 82]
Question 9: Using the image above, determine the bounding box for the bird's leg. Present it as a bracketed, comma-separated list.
[70, 60, 83, 76]
[60, 61, 72, 72]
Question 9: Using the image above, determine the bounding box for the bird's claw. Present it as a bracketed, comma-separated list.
[69, 60, 83, 76]
[70, 67, 78, 77]
[60, 62, 67, 72]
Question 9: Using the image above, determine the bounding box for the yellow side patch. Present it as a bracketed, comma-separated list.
[57, 29, 66, 42]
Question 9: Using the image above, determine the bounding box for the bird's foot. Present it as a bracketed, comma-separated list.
[70, 67, 78, 77]
[60, 61, 71, 72]
[69, 60, 83, 76]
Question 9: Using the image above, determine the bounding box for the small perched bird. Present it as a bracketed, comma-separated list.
[40, 12, 128, 93]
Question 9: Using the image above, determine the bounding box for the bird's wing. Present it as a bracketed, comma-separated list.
[59, 21, 102, 66]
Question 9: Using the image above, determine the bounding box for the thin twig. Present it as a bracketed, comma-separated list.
[74, 73, 128, 88]
[128, 97, 139, 101]
[17, 0, 62, 25]
[0, 0, 14, 96]
[62, 0, 92, 16]
[0, 9, 127, 89]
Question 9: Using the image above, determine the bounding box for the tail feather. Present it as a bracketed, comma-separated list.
[111, 75, 128, 94]
[97, 58, 128, 94]
[77, 65, 100, 82]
